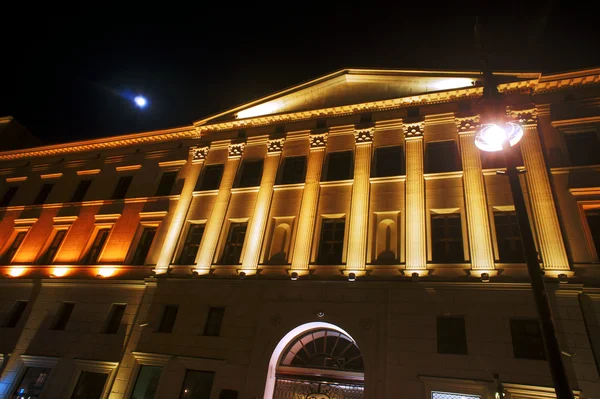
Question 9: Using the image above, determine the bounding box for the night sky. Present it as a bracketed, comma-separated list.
[1, 2, 598, 145]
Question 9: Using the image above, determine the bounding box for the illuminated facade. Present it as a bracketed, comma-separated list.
[0, 68, 599, 398]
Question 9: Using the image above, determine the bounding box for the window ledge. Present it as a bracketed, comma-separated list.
[551, 164, 600, 174]
[424, 170, 463, 180]
[231, 186, 260, 194]
[273, 182, 305, 191]
[369, 175, 406, 184]
[193, 189, 219, 197]
[319, 179, 353, 187]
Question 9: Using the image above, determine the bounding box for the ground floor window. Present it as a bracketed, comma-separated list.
[12, 367, 51, 399]
[431, 392, 480, 399]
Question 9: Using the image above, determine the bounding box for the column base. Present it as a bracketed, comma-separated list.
[191, 268, 214, 277]
[236, 268, 262, 278]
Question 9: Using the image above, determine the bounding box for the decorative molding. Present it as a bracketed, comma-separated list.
[267, 138, 285, 153]
[228, 143, 246, 158]
[354, 128, 374, 144]
[77, 169, 101, 175]
[14, 218, 38, 225]
[507, 107, 537, 126]
[131, 351, 172, 366]
[20, 355, 60, 368]
[116, 164, 141, 172]
[139, 211, 168, 219]
[53, 216, 78, 224]
[6, 176, 27, 182]
[40, 173, 63, 179]
[94, 213, 121, 221]
[455, 115, 480, 133]
[403, 122, 424, 138]
[309, 133, 328, 148]
[158, 159, 186, 168]
[551, 115, 600, 128]
[191, 146, 210, 162]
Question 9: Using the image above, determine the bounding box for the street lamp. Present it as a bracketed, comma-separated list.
[474, 81, 574, 399]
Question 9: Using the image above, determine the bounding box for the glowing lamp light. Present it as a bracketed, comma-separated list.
[474, 122, 524, 152]
[96, 267, 116, 278]
[431, 78, 474, 91]
[8, 267, 26, 277]
[51, 267, 70, 278]
[134, 95, 147, 108]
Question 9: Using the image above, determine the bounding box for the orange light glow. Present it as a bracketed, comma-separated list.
[97, 267, 117, 278]
[8, 267, 26, 277]
[51, 267, 70, 277]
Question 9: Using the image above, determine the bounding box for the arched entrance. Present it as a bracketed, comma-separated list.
[264, 322, 364, 399]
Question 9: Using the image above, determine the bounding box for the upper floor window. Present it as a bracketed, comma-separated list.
[104, 303, 126, 334]
[70, 180, 92, 203]
[480, 145, 524, 169]
[33, 183, 54, 205]
[111, 176, 133, 200]
[494, 211, 525, 263]
[155, 171, 178, 196]
[2, 231, 27, 264]
[564, 131, 600, 166]
[196, 164, 224, 191]
[372, 146, 405, 177]
[221, 222, 247, 265]
[431, 213, 464, 263]
[131, 227, 157, 265]
[437, 316, 467, 355]
[585, 208, 600, 259]
[177, 224, 205, 265]
[81, 228, 111, 265]
[510, 318, 545, 360]
[426, 140, 461, 174]
[158, 304, 178, 333]
[203, 307, 225, 336]
[51, 302, 75, 330]
[317, 217, 345, 264]
[0, 186, 19, 207]
[37, 229, 67, 265]
[236, 160, 263, 188]
[323, 151, 353, 181]
[278, 156, 307, 185]
[180, 370, 215, 399]
[2, 300, 28, 328]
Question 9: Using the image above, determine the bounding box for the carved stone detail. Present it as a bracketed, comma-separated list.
[508, 108, 538, 126]
[455, 115, 480, 133]
[267, 138, 285, 153]
[354, 128, 374, 144]
[403, 122, 424, 138]
[228, 143, 246, 158]
[191, 146, 209, 161]
[309, 133, 328, 148]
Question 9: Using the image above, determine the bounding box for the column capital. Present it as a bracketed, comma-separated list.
[403, 122, 424, 139]
[191, 146, 210, 162]
[455, 115, 480, 134]
[507, 107, 538, 126]
[267, 138, 285, 153]
[309, 132, 328, 149]
[354, 127, 374, 144]
[228, 143, 246, 158]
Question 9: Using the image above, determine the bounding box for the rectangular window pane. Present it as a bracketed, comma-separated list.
[564, 131, 600, 166]
[431, 214, 464, 263]
[494, 211, 525, 263]
[203, 307, 225, 336]
[237, 160, 263, 188]
[105, 304, 126, 334]
[279, 156, 307, 185]
[11, 367, 52, 399]
[3, 300, 28, 328]
[82, 228, 111, 265]
[70, 180, 92, 203]
[155, 171, 178, 197]
[324, 151, 353, 181]
[158, 305, 178, 333]
[2, 231, 27, 264]
[38, 230, 67, 265]
[131, 365, 162, 399]
[111, 176, 133, 200]
[179, 370, 214, 399]
[33, 183, 54, 205]
[131, 227, 157, 265]
[71, 371, 108, 399]
[317, 218, 345, 264]
[178, 224, 205, 265]
[426, 141, 461, 173]
[197, 164, 224, 191]
[432, 392, 480, 399]
[52, 302, 75, 330]
[0, 186, 19, 207]
[221, 223, 247, 265]
[373, 146, 405, 177]
[437, 316, 467, 355]
[510, 318, 546, 360]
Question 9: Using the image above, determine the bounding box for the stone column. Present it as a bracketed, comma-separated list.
[194, 143, 245, 273]
[404, 122, 427, 272]
[290, 133, 328, 271]
[155, 146, 209, 274]
[509, 108, 570, 271]
[241, 139, 284, 271]
[345, 128, 374, 270]
[456, 116, 495, 271]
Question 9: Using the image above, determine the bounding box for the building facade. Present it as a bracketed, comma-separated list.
[0, 68, 599, 399]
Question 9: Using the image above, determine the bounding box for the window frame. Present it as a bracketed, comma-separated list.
[196, 163, 225, 191]
[315, 215, 347, 265]
[80, 225, 113, 265]
[579, 202, 600, 262]
[51, 301, 75, 331]
[372, 145, 405, 178]
[126, 352, 171, 399]
[425, 139, 462, 174]
[2, 300, 29, 328]
[33, 183, 55, 205]
[70, 179, 93, 203]
[103, 303, 127, 334]
[322, 150, 354, 182]
[219, 220, 248, 265]
[510, 318, 546, 360]
[277, 155, 307, 185]
[235, 159, 264, 188]
[8, 355, 59, 399]
[129, 225, 158, 266]
[428, 209, 467, 264]
[0, 185, 19, 207]
[262, 216, 295, 265]
[111, 175, 134, 200]
[418, 376, 490, 399]
[203, 307, 225, 337]
[176, 222, 206, 265]
[36, 227, 69, 265]
[155, 170, 179, 197]
[157, 304, 179, 333]
[65, 359, 119, 399]
[563, 130, 600, 167]
[437, 315, 468, 355]
[1, 228, 30, 265]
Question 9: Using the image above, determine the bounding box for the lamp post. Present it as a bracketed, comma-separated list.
[474, 76, 574, 399]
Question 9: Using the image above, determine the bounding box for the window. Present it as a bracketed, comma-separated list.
[82, 228, 111, 265]
[221, 222, 247, 265]
[431, 213, 464, 263]
[510, 318, 545, 360]
[585, 208, 600, 257]
[437, 316, 467, 355]
[131, 227, 157, 265]
[203, 307, 225, 336]
[323, 151, 353, 181]
[71, 371, 108, 399]
[155, 171, 178, 196]
[0, 186, 18, 207]
[494, 211, 525, 263]
[38, 230, 67, 265]
[219, 390, 239, 399]
[178, 224, 205, 265]
[70, 180, 92, 203]
[104, 304, 126, 334]
[2, 231, 27, 264]
[197, 164, 224, 191]
[564, 131, 600, 166]
[111, 175, 133, 200]
[52, 302, 75, 330]
[131, 365, 162, 399]
[179, 370, 215, 399]
[2, 300, 28, 328]
[279, 156, 307, 185]
[33, 183, 54, 205]
[12, 367, 52, 398]
[426, 141, 461, 173]
[317, 218, 345, 265]
[372, 146, 405, 177]
[236, 160, 263, 188]
[431, 392, 480, 399]
[158, 305, 178, 333]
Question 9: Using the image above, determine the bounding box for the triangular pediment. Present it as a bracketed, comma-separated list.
[194, 68, 539, 125]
